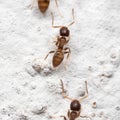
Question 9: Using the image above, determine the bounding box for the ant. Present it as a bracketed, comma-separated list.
[29, 0, 62, 15]
[44, 9, 75, 68]
[50, 80, 91, 120]
[51, 9, 75, 47]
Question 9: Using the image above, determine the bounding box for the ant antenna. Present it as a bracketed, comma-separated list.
[51, 9, 75, 28]
[67, 8, 75, 27]
[79, 81, 89, 102]
[55, 0, 63, 17]
[51, 12, 63, 28]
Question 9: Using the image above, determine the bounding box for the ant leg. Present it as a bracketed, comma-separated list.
[67, 110, 70, 118]
[28, 0, 36, 9]
[60, 79, 73, 101]
[77, 112, 80, 118]
[65, 36, 70, 44]
[64, 47, 71, 59]
[49, 36, 58, 45]
[79, 81, 89, 102]
[55, 36, 60, 47]
[38, 50, 54, 68]
[51, 12, 63, 28]
[63, 48, 71, 70]
[67, 9, 75, 27]
[49, 115, 67, 120]
[80, 115, 92, 120]
[44, 51, 55, 60]
[60, 115, 67, 120]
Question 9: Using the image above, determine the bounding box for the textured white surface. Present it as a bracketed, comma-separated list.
[0, 0, 120, 120]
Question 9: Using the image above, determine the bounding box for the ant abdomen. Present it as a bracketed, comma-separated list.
[52, 51, 64, 67]
[38, 0, 50, 13]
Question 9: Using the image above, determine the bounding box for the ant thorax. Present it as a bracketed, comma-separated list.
[68, 110, 80, 120]
[55, 36, 69, 49]
[58, 36, 70, 44]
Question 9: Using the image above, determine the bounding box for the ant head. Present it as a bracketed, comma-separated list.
[60, 27, 70, 37]
[70, 100, 81, 111]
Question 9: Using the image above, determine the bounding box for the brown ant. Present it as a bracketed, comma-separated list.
[50, 80, 91, 120]
[51, 9, 75, 47]
[29, 0, 62, 15]
[44, 9, 74, 68]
